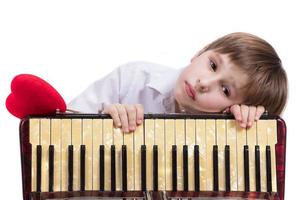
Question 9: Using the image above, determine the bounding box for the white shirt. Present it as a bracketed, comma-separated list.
[68, 61, 182, 114]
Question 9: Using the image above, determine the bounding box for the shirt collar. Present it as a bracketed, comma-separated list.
[146, 67, 183, 113]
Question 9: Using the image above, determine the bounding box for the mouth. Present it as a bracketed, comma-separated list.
[184, 81, 196, 101]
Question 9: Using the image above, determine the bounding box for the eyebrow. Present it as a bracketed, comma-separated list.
[213, 52, 223, 66]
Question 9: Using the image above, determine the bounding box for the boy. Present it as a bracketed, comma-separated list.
[68, 32, 287, 132]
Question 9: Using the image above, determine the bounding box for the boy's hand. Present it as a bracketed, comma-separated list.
[228, 104, 265, 128]
[102, 104, 144, 132]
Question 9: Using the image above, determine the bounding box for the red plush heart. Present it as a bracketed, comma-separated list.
[6, 74, 66, 118]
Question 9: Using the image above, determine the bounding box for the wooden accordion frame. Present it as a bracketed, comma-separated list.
[19, 113, 286, 200]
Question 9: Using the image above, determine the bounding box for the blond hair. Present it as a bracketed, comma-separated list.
[202, 32, 287, 115]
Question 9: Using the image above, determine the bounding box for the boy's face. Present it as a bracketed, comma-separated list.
[174, 50, 248, 113]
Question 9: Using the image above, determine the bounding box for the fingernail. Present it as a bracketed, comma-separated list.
[129, 126, 135, 131]
[240, 122, 246, 128]
[137, 119, 142, 124]
[248, 122, 252, 127]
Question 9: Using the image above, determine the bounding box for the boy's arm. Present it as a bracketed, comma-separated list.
[228, 104, 265, 128]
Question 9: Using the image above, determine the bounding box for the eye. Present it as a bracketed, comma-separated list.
[222, 86, 230, 97]
[209, 60, 217, 71]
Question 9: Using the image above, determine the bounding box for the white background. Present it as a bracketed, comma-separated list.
[0, 0, 299, 198]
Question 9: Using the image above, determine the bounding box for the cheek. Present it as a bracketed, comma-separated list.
[197, 95, 228, 112]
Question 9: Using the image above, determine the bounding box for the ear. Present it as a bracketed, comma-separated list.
[190, 45, 209, 63]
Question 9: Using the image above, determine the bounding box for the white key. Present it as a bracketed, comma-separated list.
[226, 120, 237, 191]
[41, 119, 50, 192]
[92, 119, 102, 190]
[205, 119, 215, 191]
[175, 119, 185, 190]
[165, 119, 175, 191]
[196, 119, 206, 191]
[72, 119, 82, 191]
[185, 119, 195, 191]
[155, 119, 165, 190]
[103, 119, 113, 191]
[82, 119, 93, 190]
[145, 119, 154, 190]
[216, 120, 226, 191]
[51, 119, 61, 191]
[236, 123, 246, 191]
[61, 119, 71, 191]
[30, 119, 40, 192]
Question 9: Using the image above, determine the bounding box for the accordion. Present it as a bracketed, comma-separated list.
[19, 113, 286, 199]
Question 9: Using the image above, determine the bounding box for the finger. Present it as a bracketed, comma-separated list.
[103, 105, 121, 128]
[125, 104, 137, 131]
[247, 106, 257, 128]
[135, 104, 144, 125]
[240, 105, 250, 128]
[230, 104, 242, 121]
[116, 104, 129, 132]
[255, 106, 265, 120]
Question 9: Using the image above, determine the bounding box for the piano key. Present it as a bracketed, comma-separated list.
[185, 119, 195, 191]
[123, 127, 134, 191]
[61, 119, 71, 192]
[246, 122, 257, 191]
[172, 145, 177, 191]
[122, 145, 127, 191]
[111, 145, 116, 191]
[80, 145, 85, 191]
[205, 119, 215, 191]
[82, 119, 93, 191]
[99, 145, 104, 191]
[257, 120, 268, 192]
[266, 120, 277, 192]
[236, 125, 246, 191]
[134, 124, 144, 190]
[216, 120, 226, 191]
[213, 145, 219, 191]
[175, 119, 185, 191]
[195, 119, 206, 191]
[153, 145, 158, 191]
[255, 145, 261, 192]
[183, 145, 188, 191]
[145, 119, 154, 191]
[68, 145, 73, 191]
[244, 145, 250, 192]
[71, 119, 82, 191]
[154, 119, 165, 191]
[226, 120, 237, 191]
[29, 119, 40, 192]
[48, 145, 54, 192]
[165, 119, 175, 191]
[141, 145, 146, 191]
[92, 119, 102, 190]
[194, 145, 200, 191]
[103, 119, 113, 191]
[266, 145, 272, 192]
[50, 119, 61, 192]
[113, 127, 123, 191]
[41, 119, 50, 192]
[225, 145, 230, 192]
[36, 145, 42, 192]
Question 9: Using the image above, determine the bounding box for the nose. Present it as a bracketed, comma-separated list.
[195, 78, 216, 93]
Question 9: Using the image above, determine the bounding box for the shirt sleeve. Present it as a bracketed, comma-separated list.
[68, 65, 126, 113]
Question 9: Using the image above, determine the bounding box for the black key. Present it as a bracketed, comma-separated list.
[36, 145, 42, 192]
[255, 145, 261, 192]
[244, 145, 250, 192]
[48, 145, 54, 192]
[183, 145, 188, 191]
[266, 145, 272, 192]
[99, 145, 104, 191]
[194, 145, 200, 191]
[213, 145, 219, 191]
[172, 145, 177, 191]
[111, 145, 116, 191]
[141, 145, 146, 191]
[225, 145, 230, 192]
[122, 145, 127, 191]
[80, 145, 85, 191]
[68, 145, 73, 191]
[153, 145, 158, 191]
